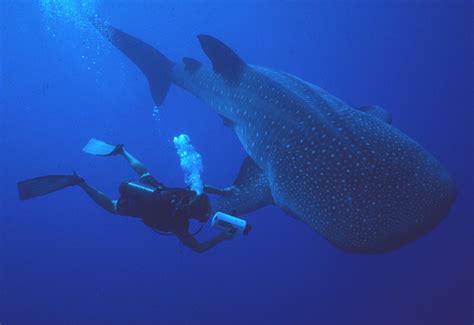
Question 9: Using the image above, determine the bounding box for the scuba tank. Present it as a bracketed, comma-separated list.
[119, 180, 156, 202]
[211, 212, 252, 236]
[118, 180, 163, 217]
[119, 180, 204, 234]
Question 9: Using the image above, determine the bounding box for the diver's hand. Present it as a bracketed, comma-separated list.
[219, 231, 235, 241]
[111, 144, 125, 156]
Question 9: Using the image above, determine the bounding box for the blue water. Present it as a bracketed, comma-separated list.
[1, 1, 472, 324]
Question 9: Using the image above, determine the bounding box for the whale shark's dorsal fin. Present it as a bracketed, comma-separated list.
[357, 105, 392, 124]
[182, 57, 202, 72]
[197, 35, 245, 82]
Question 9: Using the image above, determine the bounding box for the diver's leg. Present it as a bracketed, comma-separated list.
[77, 181, 118, 214]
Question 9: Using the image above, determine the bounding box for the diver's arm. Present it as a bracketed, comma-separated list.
[114, 145, 149, 176]
[204, 185, 231, 196]
[177, 232, 232, 253]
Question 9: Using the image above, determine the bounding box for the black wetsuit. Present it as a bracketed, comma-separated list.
[116, 175, 210, 235]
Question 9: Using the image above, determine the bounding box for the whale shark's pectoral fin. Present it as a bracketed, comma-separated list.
[217, 113, 234, 128]
[89, 16, 174, 106]
[357, 105, 392, 124]
[210, 157, 273, 216]
[197, 34, 245, 83]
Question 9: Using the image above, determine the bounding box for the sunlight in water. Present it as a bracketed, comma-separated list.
[39, 0, 100, 29]
[38, 0, 105, 73]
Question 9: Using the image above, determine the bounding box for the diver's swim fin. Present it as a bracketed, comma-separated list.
[17, 175, 82, 200]
[82, 138, 120, 156]
[89, 16, 174, 106]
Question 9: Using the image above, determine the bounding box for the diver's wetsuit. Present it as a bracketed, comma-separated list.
[36, 141, 232, 252]
[116, 174, 211, 236]
[17, 140, 232, 253]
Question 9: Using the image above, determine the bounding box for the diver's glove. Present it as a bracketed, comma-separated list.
[219, 231, 235, 241]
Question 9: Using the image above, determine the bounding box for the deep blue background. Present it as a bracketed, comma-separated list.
[1, 1, 472, 324]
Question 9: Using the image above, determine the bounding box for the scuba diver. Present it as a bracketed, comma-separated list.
[17, 139, 234, 253]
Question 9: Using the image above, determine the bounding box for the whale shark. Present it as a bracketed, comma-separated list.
[91, 18, 456, 253]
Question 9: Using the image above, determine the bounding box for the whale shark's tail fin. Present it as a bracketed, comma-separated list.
[89, 16, 174, 106]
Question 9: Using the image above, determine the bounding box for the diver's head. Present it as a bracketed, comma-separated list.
[186, 194, 211, 222]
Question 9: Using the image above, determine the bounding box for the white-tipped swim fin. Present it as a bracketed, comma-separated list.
[82, 138, 120, 156]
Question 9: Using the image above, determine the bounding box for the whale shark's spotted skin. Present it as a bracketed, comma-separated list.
[173, 64, 456, 253]
[92, 20, 457, 253]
